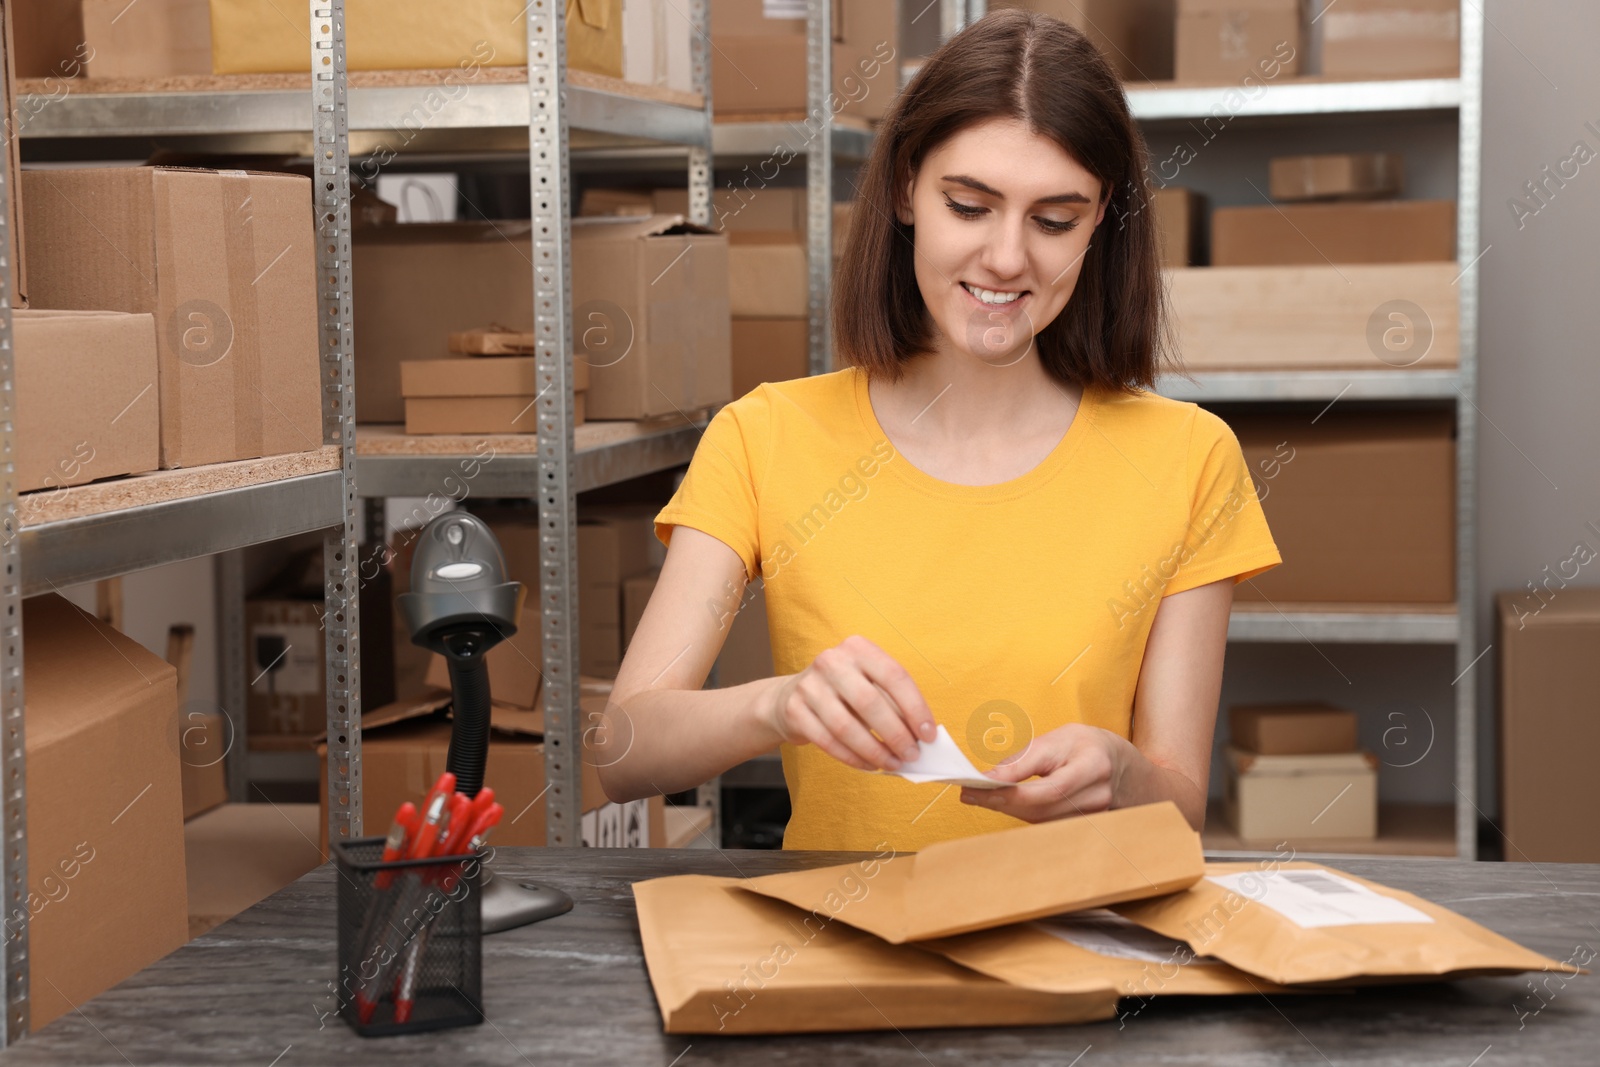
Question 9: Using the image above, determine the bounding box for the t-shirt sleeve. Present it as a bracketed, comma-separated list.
[653, 388, 772, 584]
[1164, 408, 1283, 596]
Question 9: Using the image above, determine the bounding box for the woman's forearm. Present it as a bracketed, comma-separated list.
[1113, 741, 1208, 831]
[596, 674, 793, 802]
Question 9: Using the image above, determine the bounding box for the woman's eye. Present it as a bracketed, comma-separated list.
[1035, 217, 1079, 235]
[943, 194, 986, 219]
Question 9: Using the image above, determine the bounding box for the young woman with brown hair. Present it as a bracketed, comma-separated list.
[595, 9, 1281, 852]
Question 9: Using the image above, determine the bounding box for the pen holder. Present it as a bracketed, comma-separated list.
[333, 837, 485, 1037]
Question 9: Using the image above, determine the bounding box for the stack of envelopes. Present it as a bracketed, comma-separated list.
[633, 802, 1586, 1034]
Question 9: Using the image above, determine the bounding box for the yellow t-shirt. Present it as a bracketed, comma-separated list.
[653, 366, 1281, 852]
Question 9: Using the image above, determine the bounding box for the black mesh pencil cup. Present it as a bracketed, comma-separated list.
[334, 837, 485, 1037]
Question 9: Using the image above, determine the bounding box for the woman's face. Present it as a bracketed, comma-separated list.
[898, 117, 1108, 367]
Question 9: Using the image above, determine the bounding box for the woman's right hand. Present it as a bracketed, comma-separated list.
[764, 635, 938, 771]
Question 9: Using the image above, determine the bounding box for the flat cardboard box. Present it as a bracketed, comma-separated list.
[1269, 152, 1405, 202]
[1229, 703, 1359, 755]
[1497, 589, 1600, 863]
[23, 594, 188, 1031]
[424, 602, 544, 710]
[1321, 0, 1460, 80]
[571, 214, 731, 420]
[22, 167, 322, 469]
[209, 0, 622, 76]
[1151, 187, 1202, 267]
[84, 0, 211, 78]
[179, 712, 231, 820]
[246, 598, 326, 739]
[621, 567, 659, 649]
[729, 234, 808, 318]
[1164, 263, 1460, 370]
[1, 1, 27, 306]
[353, 222, 535, 423]
[401, 356, 590, 396]
[711, 0, 898, 120]
[184, 802, 323, 939]
[989, 0, 1177, 81]
[1175, 0, 1301, 83]
[14, 310, 160, 493]
[578, 504, 662, 677]
[732, 317, 809, 397]
[1212, 199, 1456, 265]
[1223, 745, 1378, 840]
[9, 0, 83, 78]
[1231, 410, 1455, 603]
[622, 0, 693, 93]
[404, 394, 585, 434]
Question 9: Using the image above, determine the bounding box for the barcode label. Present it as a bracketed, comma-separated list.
[1208, 869, 1435, 928]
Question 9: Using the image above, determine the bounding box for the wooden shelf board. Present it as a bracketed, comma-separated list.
[355, 411, 712, 457]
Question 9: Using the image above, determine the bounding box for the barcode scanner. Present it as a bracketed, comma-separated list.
[399, 512, 573, 932]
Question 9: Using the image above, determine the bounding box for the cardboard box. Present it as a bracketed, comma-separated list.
[1230, 411, 1455, 603]
[1212, 199, 1456, 265]
[1175, 0, 1302, 83]
[711, 0, 899, 120]
[732, 318, 809, 396]
[14, 310, 160, 493]
[1151, 187, 1202, 267]
[401, 356, 590, 396]
[1229, 703, 1358, 755]
[989, 0, 1177, 81]
[1164, 263, 1460, 370]
[1222, 745, 1378, 840]
[22, 167, 322, 469]
[353, 223, 535, 423]
[572, 215, 731, 420]
[9, 0, 84, 78]
[179, 712, 231, 820]
[1321, 0, 1459, 80]
[404, 394, 586, 434]
[621, 567, 658, 649]
[209, 0, 622, 76]
[652, 186, 806, 233]
[84, 0, 212, 78]
[578, 504, 662, 676]
[1497, 589, 1600, 863]
[729, 234, 808, 318]
[246, 598, 326, 739]
[1, 1, 28, 307]
[22, 593, 188, 1031]
[316, 690, 663, 853]
[424, 602, 545, 710]
[185, 803, 323, 938]
[622, 0, 693, 93]
[1269, 152, 1405, 202]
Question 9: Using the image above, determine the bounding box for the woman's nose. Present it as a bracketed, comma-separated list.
[980, 217, 1028, 280]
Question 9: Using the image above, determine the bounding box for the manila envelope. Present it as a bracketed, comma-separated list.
[1113, 862, 1590, 986]
[633, 874, 1120, 1035]
[740, 802, 1205, 944]
[921, 908, 1298, 998]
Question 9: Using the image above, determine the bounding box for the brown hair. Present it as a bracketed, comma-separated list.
[834, 9, 1171, 393]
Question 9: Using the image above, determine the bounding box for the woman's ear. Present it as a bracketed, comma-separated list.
[895, 174, 916, 226]
[1093, 180, 1111, 229]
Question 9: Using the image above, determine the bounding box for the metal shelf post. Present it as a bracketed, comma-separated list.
[806, 0, 833, 378]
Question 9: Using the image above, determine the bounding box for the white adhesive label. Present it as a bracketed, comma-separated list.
[1207, 870, 1435, 928]
[763, 0, 807, 18]
[1035, 908, 1220, 965]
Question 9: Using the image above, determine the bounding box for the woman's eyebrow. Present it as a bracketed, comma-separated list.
[942, 174, 1091, 205]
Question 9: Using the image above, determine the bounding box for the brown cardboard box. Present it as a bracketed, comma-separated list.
[1164, 263, 1460, 370]
[1321, 0, 1460, 80]
[209, 0, 620, 76]
[352, 223, 535, 423]
[22, 167, 322, 469]
[1212, 199, 1456, 265]
[989, 0, 1177, 81]
[711, 0, 899, 120]
[1222, 746, 1378, 840]
[246, 598, 326, 739]
[732, 318, 809, 397]
[622, 567, 659, 649]
[1151, 187, 1202, 267]
[572, 215, 731, 419]
[9, 0, 84, 78]
[1, 2, 28, 307]
[1269, 152, 1405, 202]
[401, 355, 590, 434]
[652, 186, 805, 233]
[729, 234, 808, 318]
[14, 310, 160, 493]
[622, 0, 694, 93]
[424, 602, 544, 710]
[405, 394, 586, 434]
[185, 803, 323, 938]
[716, 578, 775, 687]
[22, 594, 188, 1030]
[578, 504, 661, 676]
[179, 712, 231, 820]
[1231, 411, 1455, 603]
[84, 0, 212, 78]
[316, 691, 663, 853]
[1496, 589, 1600, 863]
[1229, 703, 1358, 755]
[1175, 0, 1301, 83]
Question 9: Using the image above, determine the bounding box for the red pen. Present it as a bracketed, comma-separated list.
[397, 804, 505, 1021]
[357, 789, 454, 1023]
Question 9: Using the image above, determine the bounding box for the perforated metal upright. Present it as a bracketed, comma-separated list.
[313, 1, 363, 851]
[806, 0, 834, 378]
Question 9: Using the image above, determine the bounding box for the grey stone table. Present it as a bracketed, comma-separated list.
[6, 848, 1598, 1065]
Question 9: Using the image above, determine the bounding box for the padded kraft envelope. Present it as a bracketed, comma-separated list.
[740, 801, 1205, 944]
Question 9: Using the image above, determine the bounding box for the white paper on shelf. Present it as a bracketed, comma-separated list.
[881, 724, 1009, 789]
[1206, 870, 1436, 928]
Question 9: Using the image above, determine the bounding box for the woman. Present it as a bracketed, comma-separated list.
[594, 9, 1281, 852]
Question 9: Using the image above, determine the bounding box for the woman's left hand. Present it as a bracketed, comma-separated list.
[958, 723, 1134, 823]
